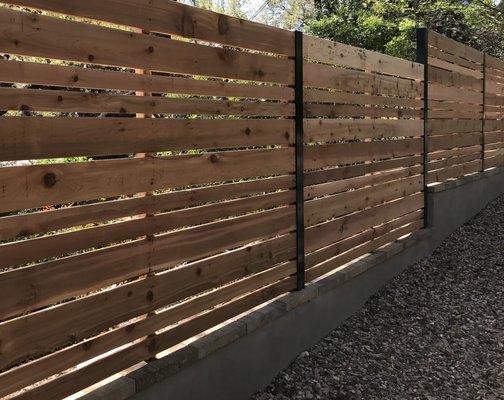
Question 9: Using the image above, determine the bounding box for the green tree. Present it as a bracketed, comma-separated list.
[308, 0, 504, 60]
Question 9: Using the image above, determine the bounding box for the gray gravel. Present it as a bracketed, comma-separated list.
[253, 195, 504, 400]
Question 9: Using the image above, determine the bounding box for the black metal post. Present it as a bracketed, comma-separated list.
[482, 52, 486, 172]
[416, 27, 429, 228]
[294, 30, 305, 290]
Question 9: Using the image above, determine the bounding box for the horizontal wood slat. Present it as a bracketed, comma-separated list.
[6, 273, 297, 400]
[0, 206, 295, 369]
[303, 35, 423, 80]
[0, 59, 294, 101]
[304, 63, 423, 98]
[16, 18, 504, 400]
[0, 191, 295, 270]
[0, 8, 294, 84]
[305, 175, 423, 227]
[6, 0, 294, 55]
[0, 148, 295, 213]
[428, 30, 483, 65]
[306, 218, 423, 281]
[305, 193, 423, 253]
[0, 88, 294, 116]
[0, 117, 294, 161]
[0, 175, 295, 241]
[304, 119, 423, 143]
[305, 139, 423, 170]
[425, 29, 487, 182]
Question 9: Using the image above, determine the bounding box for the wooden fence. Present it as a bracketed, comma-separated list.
[0, 2, 500, 399]
[422, 29, 504, 180]
[485, 55, 504, 168]
[302, 36, 425, 282]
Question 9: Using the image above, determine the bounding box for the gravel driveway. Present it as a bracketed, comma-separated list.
[253, 195, 504, 400]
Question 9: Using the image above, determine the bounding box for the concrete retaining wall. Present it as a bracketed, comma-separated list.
[83, 168, 504, 400]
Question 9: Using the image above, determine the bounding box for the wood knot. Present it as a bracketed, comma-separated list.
[17, 229, 31, 238]
[20, 104, 30, 111]
[196, 267, 202, 276]
[146, 290, 154, 302]
[73, 75, 79, 82]
[57, 95, 63, 102]
[88, 54, 95, 62]
[210, 154, 219, 163]
[255, 69, 265, 78]
[43, 172, 57, 188]
[218, 14, 229, 35]
[180, 11, 195, 37]
[245, 127, 251, 136]
[147, 46, 154, 53]
[284, 131, 290, 139]
[147, 337, 157, 353]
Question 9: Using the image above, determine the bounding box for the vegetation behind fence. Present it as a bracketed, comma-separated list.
[0, 1, 502, 399]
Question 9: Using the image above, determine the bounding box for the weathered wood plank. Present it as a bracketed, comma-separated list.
[305, 175, 423, 227]
[428, 133, 482, 152]
[428, 45, 482, 72]
[0, 117, 294, 161]
[304, 103, 422, 119]
[0, 59, 294, 101]
[304, 119, 423, 143]
[304, 139, 423, 170]
[0, 8, 294, 84]
[305, 166, 422, 200]
[304, 62, 423, 98]
[0, 88, 294, 116]
[305, 193, 423, 252]
[306, 219, 423, 281]
[0, 148, 295, 213]
[428, 119, 482, 135]
[428, 30, 483, 64]
[304, 88, 423, 108]
[5, 271, 297, 400]
[428, 159, 482, 183]
[7, 0, 294, 55]
[428, 83, 483, 104]
[303, 35, 423, 80]
[0, 175, 294, 241]
[304, 155, 423, 186]
[0, 206, 295, 369]
[428, 65, 482, 91]
[0, 191, 294, 270]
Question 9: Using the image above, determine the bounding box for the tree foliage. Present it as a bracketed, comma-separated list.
[308, 0, 504, 60]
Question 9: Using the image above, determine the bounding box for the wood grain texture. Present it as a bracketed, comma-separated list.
[0, 88, 294, 116]
[304, 139, 423, 170]
[0, 117, 294, 161]
[304, 119, 423, 143]
[0, 8, 294, 84]
[0, 148, 295, 213]
[303, 35, 423, 80]
[0, 175, 295, 241]
[0, 206, 295, 369]
[7, 0, 294, 55]
[0, 59, 294, 100]
[304, 62, 423, 98]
